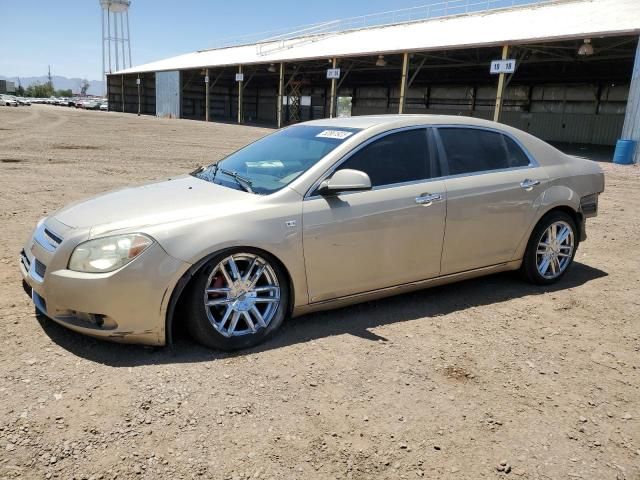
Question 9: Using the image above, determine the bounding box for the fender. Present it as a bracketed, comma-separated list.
[512, 184, 581, 261]
[163, 246, 296, 349]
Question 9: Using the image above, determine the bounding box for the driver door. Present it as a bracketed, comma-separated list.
[302, 127, 447, 303]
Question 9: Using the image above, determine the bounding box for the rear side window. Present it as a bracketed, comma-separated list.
[337, 128, 437, 187]
[438, 128, 531, 175]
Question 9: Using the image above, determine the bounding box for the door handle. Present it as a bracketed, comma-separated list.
[520, 179, 540, 190]
[415, 193, 442, 205]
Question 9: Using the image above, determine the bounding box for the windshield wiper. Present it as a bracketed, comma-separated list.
[219, 168, 254, 193]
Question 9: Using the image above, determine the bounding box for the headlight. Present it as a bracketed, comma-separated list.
[68, 234, 153, 273]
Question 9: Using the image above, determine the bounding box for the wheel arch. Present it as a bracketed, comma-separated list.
[164, 246, 296, 348]
[514, 197, 584, 264]
[541, 205, 584, 241]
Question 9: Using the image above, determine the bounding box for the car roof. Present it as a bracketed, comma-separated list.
[300, 114, 508, 131]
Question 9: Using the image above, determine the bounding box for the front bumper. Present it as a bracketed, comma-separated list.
[20, 219, 189, 346]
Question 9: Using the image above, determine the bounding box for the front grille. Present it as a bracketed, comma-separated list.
[34, 259, 47, 278]
[44, 228, 63, 246]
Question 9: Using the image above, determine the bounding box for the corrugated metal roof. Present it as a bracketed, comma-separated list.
[116, 0, 640, 75]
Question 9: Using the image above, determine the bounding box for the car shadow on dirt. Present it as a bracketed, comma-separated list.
[34, 262, 607, 367]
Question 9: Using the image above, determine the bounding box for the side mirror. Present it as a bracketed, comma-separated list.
[318, 169, 372, 195]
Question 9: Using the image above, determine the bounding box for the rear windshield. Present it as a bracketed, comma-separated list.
[193, 125, 360, 194]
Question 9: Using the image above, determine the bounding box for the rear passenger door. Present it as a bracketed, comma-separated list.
[436, 126, 549, 275]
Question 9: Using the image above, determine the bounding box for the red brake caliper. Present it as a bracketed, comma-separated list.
[210, 275, 226, 299]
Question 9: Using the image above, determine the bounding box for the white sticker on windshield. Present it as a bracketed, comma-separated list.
[316, 130, 354, 140]
[246, 160, 284, 168]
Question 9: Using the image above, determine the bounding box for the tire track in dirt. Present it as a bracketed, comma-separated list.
[0, 106, 69, 147]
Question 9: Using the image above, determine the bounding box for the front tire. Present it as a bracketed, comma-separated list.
[521, 211, 578, 285]
[185, 250, 289, 351]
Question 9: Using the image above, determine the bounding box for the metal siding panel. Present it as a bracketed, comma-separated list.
[155, 71, 180, 119]
[593, 115, 625, 145]
[561, 114, 594, 143]
[529, 114, 565, 142]
[500, 111, 529, 132]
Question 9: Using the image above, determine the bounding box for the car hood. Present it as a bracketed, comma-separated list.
[52, 176, 251, 233]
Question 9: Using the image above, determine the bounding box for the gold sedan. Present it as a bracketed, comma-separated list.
[20, 115, 604, 350]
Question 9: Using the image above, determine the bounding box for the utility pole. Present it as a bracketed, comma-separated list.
[47, 66, 53, 89]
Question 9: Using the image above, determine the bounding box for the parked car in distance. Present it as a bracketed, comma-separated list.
[84, 100, 101, 110]
[20, 115, 604, 351]
[1, 94, 18, 106]
[99, 102, 108, 111]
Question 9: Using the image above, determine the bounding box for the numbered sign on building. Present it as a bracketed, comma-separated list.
[235, 73, 244, 82]
[326, 68, 341, 80]
[490, 59, 516, 74]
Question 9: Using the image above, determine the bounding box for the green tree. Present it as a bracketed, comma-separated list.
[25, 82, 54, 98]
[55, 89, 73, 97]
[16, 85, 25, 96]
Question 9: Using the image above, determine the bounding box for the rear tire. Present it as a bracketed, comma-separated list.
[185, 249, 289, 351]
[521, 211, 578, 285]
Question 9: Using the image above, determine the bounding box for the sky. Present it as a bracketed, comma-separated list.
[0, 0, 441, 80]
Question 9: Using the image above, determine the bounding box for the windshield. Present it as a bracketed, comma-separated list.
[192, 125, 361, 194]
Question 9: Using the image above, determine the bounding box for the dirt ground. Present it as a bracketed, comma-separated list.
[0, 105, 638, 480]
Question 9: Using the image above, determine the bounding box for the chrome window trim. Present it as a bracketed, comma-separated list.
[304, 123, 540, 201]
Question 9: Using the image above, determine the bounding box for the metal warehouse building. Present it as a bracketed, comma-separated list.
[108, 0, 640, 162]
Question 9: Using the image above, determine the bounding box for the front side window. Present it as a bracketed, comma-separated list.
[438, 128, 531, 175]
[336, 128, 435, 187]
[193, 125, 360, 194]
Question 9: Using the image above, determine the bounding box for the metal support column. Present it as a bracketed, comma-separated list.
[237, 65, 243, 124]
[621, 37, 640, 164]
[329, 58, 337, 118]
[205, 68, 210, 122]
[493, 45, 509, 122]
[106, 10, 111, 75]
[126, 9, 132, 67]
[277, 63, 285, 128]
[120, 12, 126, 69]
[114, 12, 119, 71]
[137, 74, 141, 116]
[399, 52, 409, 114]
[121, 74, 125, 112]
[101, 8, 106, 95]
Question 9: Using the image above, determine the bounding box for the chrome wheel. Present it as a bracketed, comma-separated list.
[536, 220, 574, 279]
[203, 253, 280, 337]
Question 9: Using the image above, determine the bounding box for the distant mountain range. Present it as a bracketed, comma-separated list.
[0, 75, 105, 96]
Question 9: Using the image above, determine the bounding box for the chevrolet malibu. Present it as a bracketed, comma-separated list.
[20, 115, 604, 350]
